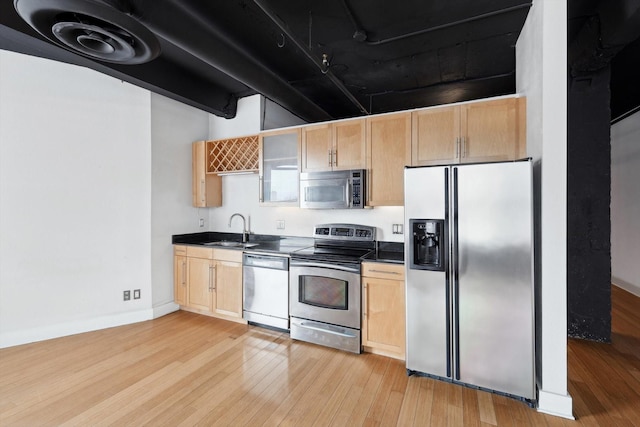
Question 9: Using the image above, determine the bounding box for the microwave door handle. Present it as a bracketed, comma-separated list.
[346, 180, 351, 208]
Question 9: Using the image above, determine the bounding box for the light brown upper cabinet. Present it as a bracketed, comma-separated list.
[412, 97, 526, 166]
[366, 112, 412, 206]
[259, 128, 301, 206]
[192, 141, 222, 207]
[301, 118, 366, 172]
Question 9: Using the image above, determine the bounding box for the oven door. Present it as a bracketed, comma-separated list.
[299, 178, 350, 209]
[289, 262, 361, 330]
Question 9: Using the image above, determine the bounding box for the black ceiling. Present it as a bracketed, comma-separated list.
[1, 0, 638, 123]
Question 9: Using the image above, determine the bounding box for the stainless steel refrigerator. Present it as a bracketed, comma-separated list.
[404, 159, 535, 402]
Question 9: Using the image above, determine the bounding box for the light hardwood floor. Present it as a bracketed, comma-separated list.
[1, 285, 638, 426]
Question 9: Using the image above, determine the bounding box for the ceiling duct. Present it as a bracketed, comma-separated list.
[14, 0, 160, 64]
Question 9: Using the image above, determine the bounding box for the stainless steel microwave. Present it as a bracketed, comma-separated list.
[299, 169, 366, 209]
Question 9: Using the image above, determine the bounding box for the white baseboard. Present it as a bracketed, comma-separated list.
[612, 278, 640, 298]
[0, 309, 154, 349]
[153, 302, 180, 318]
[537, 390, 574, 420]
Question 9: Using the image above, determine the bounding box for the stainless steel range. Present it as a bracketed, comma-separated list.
[289, 223, 376, 353]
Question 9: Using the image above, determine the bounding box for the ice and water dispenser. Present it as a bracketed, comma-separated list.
[410, 219, 445, 271]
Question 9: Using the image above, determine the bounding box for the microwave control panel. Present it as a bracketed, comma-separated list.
[350, 171, 363, 208]
[352, 179, 361, 207]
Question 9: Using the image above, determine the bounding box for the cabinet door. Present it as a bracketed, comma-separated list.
[259, 129, 301, 206]
[461, 98, 525, 163]
[362, 276, 406, 358]
[333, 119, 366, 170]
[187, 257, 214, 312]
[174, 254, 187, 306]
[366, 113, 411, 206]
[301, 123, 332, 172]
[192, 141, 222, 207]
[412, 106, 460, 165]
[214, 260, 243, 318]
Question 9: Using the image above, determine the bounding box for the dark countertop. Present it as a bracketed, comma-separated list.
[172, 232, 314, 255]
[172, 232, 404, 263]
[367, 241, 404, 264]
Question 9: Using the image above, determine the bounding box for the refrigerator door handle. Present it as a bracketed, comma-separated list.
[444, 167, 452, 379]
[452, 167, 461, 381]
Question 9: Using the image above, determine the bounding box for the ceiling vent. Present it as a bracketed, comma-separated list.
[14, 0, 160, 64]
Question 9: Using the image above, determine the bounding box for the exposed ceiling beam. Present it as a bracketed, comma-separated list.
[0, 22, 238, 117]
[127, 0, 332, 122]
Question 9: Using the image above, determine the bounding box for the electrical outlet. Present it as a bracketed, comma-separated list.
[133, 289, 141, 299]
[199, 218, 205, 227]
[276, 220, 285, 230]
[123, 290, 131, 301]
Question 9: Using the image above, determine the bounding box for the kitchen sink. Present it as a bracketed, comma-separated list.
[203, 241, 258, 248]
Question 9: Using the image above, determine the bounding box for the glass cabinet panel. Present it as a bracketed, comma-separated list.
[259, 129, 301, 205]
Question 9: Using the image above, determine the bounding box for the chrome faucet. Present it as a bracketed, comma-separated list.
[229, 213, 249, 242]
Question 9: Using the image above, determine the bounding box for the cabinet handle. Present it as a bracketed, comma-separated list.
[181, 260, 186, 285]
[200, 179, 205, 204]
[455, 137, 460, 158]
[462, 137, 466, 158]
[332, 149, 337, 167]
[328, 149, 332, 167]
[363, 283, 367, 317]
[367, 269, 401, 275]
[209, 265, 216, 291]
[259, 176, 264, 203]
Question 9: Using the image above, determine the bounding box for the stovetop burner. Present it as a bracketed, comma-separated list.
[290, 223, 376, 263]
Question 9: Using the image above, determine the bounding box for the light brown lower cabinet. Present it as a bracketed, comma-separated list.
[173, 245, 245, 323]
[173, 246, 187, 306]
[212, 252, 243, 319]
[361, 262, 406, 360]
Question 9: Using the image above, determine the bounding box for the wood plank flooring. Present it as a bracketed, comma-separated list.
[1, 285, 638, 426]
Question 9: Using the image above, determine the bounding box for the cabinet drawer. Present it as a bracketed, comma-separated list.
[213, 248, 243, 263]
[362, 262, 405, 280]
[174, 245, 187, 256]
[186, 246, 214, 259]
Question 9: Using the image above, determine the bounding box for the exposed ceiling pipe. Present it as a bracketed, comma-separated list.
[253, 0, 370, 116]
[364, 71, 515, 97]
[365, 3, 532, 45]
[340, 0, 368, 42]
[126, 0, 331, 122]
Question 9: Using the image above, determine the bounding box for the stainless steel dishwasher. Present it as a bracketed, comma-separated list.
[242, 253, 289, 330]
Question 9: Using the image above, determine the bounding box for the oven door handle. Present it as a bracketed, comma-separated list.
[289, 261, 359, 273]
[299, 322, 358, 338]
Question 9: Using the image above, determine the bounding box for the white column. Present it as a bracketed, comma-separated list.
[516, 0, 573, 419]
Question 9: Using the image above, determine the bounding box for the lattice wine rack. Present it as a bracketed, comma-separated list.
[206, 135, 259, 173]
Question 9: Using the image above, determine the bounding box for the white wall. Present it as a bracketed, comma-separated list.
[611, 111, 640, 297]
[150, 93, 211, 316]
[516, 0, 573, 419]
[0, 50, 152, 347]
[209, 95, 262, 139]
[208, 173, 404, 241]
[0, 50, 213, 347]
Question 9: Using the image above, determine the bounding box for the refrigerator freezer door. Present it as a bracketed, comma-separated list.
[454, 161, 535, 399]
[405, 166, 450, 378]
